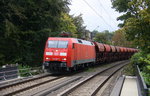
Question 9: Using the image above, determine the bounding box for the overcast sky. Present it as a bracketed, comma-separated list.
[69, 0, 123, 32]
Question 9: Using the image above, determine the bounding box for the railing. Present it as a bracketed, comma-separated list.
[135, 65, 150, 96]
[0, 66, 44, 81]
[0, 66, 18, 81]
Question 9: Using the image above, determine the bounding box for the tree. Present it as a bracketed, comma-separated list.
[0, 0, 71, 66]
[72, 14, 86, 38]
[111, 0, 150, 52]
[0, 0, 95, 66]
[112, 29, 134, 47]
[94, 30, 113, 44]
[59, 13, 77, 37]
[112, 0, 150, 87]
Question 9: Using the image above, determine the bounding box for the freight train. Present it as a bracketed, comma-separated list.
[43, 37, 138, 72]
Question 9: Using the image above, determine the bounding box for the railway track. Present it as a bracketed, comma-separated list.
[0, 73, 82, 96]
[0, 61, 129, 96]
[0, 73, 64, 96]
[58, 61, 128, 96]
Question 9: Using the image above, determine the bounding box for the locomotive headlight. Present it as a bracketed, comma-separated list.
[46, 52, 53, 55]
[60, 52, 67, 56]
[62, 58, 66, 60]
[46, 57, 50, 60]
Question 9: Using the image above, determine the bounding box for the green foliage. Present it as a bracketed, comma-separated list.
[59, 13, 77, 37]
[141, 72, 150, 87]
[94, 30, 113, 44]
[18, 64, 43, 77]
[85, 68, 96, 72]
[112, 0, 150, 87]
[112, 0, 130, 12]
[112, 29, 135, 47]
[0, 0, 71, 66]
[131, 52, 145, 69]
[122, 62, 135, 76]
[72, 14, 86, 38]
[18, 64, 32, 77]
[112, 0, 150, 52]
[123, 16, 150, 52]
[0, 0, 89, 67]
[131, 52, 150, 86]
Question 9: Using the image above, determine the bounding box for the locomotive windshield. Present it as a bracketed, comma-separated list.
[48, 40, 68, 48]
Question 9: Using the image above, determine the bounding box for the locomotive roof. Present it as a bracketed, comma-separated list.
[48, 37, 94, 46]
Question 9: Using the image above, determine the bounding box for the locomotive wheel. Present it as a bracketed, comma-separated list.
[73, 65, 77, 71]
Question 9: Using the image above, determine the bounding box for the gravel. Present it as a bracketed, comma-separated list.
[46, 60, 129, 96]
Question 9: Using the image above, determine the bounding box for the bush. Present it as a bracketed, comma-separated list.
[18, 64, 32, 77]
[18, 64, 44, 77]
[131, 52, 150, 87]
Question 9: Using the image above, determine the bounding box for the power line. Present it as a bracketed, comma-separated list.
[82, 0, 114, 30]
[97, 0, 117, 25]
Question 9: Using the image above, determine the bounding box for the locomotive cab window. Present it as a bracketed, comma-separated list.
[48, 40, 68, 48]
[58, 41, 68, 48]
[48, 40, 58, 48]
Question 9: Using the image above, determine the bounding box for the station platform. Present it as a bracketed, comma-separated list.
[120, 76, 139, 96]
[110, 76, 142, 96]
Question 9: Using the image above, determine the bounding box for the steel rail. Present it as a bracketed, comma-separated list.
[0, 73, 51, 90]
[91, 64, 127, 96]
[33, 76, 82, 96]
[3, 76, 63, 96]
[58, 61, 128, 96]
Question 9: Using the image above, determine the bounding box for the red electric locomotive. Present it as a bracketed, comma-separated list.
[43, 37, 138, 72]
[43, 37, 96, 72]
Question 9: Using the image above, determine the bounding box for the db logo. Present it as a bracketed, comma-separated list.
[54, 52, 59, 56]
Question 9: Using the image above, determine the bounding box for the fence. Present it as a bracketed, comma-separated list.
[135, 65, 150, 96]
[0, 66, 44, 82]
[0, 66, 18, 81]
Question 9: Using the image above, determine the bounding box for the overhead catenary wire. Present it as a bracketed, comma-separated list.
[97, 0, 117, 25]
[82, 0, 114, 30]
